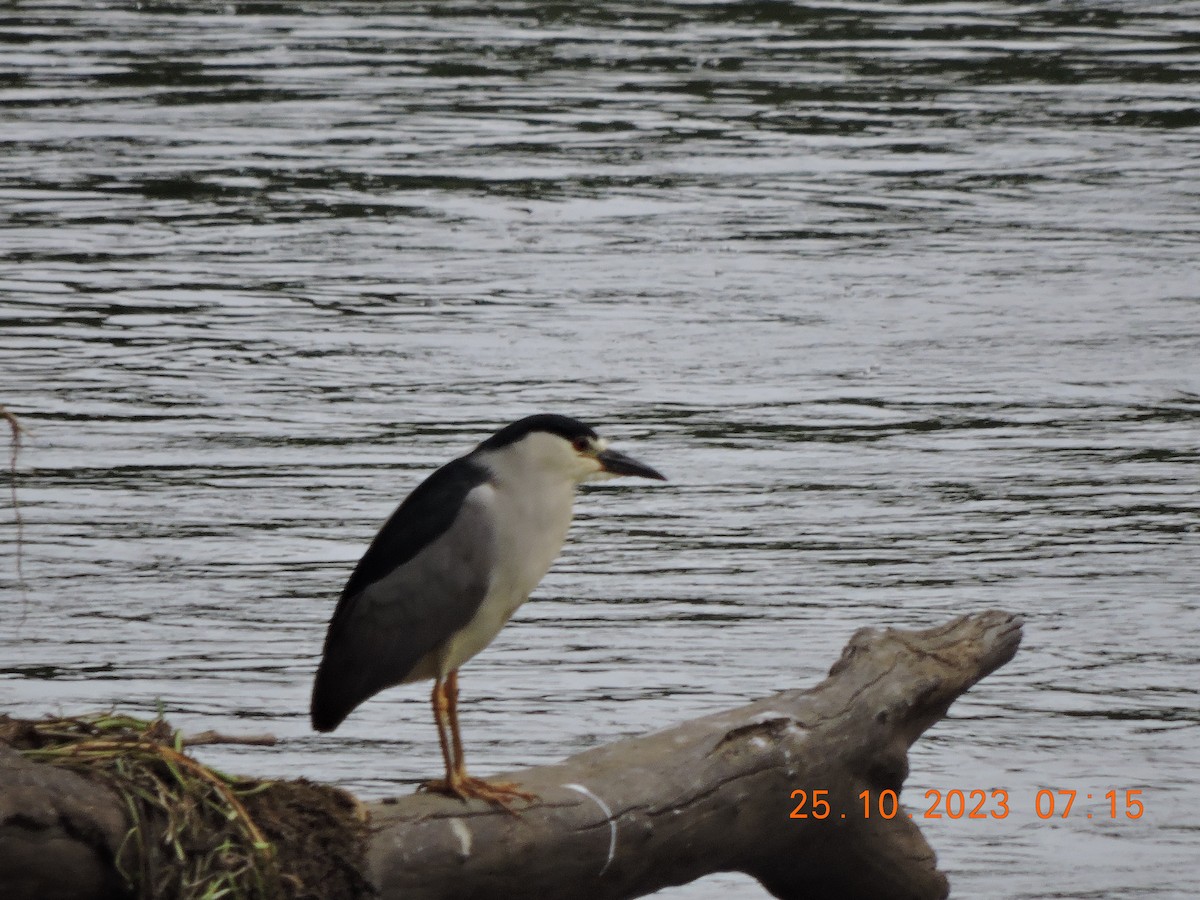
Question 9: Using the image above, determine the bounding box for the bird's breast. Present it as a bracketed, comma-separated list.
[432, 477, 575, 676]
[484, 476, 574, 612]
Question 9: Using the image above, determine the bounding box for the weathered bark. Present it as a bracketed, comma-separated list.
[0, 745, 129, 900]
[1, 610, 1022, 900]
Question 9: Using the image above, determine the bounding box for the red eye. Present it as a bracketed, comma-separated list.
[572, 436, 590, 452]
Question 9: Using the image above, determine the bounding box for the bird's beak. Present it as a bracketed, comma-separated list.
[596, 447, 667, 481]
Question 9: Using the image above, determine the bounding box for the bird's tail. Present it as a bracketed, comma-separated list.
[310, 652, 358, 732]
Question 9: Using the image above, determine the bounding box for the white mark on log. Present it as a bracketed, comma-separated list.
[564, 782, 617, 876]
[449, 818, 472, 859]
[753, 711, 796, 725]
[752, 712, 807, 739]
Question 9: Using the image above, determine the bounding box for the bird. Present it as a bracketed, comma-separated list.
[310, 413, 666, 804]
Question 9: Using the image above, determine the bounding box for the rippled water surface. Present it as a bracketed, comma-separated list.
[3, 2, 1199, 897]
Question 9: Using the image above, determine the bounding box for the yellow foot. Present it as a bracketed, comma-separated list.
[420, 774, 538, 807]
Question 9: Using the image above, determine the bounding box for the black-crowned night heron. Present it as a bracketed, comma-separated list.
[311, 414, 665, 804]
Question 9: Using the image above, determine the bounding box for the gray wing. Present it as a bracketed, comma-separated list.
[310, 483, 496, 731]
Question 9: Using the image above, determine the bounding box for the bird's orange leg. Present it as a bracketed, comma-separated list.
[419, 676, 459, 795]
[445, 669, 465, 774]
[434, 677, 455, 779]
[447, 670, 537, 805]
[421, 669, 536, 807]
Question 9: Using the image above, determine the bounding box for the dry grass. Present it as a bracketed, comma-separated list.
[2, 712, 371, 900]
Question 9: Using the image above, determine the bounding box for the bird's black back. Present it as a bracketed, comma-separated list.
[337, 456, 489, 605]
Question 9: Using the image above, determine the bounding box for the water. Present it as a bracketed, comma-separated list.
[2, 2, 1198, 897]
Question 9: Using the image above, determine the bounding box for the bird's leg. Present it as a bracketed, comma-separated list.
[421, 669, 537, 807]
[433, 676, 457, 781]
[418, 676, 459, 795]
[445, 669, 466, 777]
[448, 670, 538, 805]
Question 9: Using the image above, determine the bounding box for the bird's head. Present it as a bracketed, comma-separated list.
[476, 414, 666, 485]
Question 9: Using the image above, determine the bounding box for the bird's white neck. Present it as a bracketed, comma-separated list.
[480, 448, 578, 605]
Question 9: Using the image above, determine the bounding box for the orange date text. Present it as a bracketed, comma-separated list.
[787, 788, 1145, 821]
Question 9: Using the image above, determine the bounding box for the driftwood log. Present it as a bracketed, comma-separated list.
[1, 610, 1022, 900]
